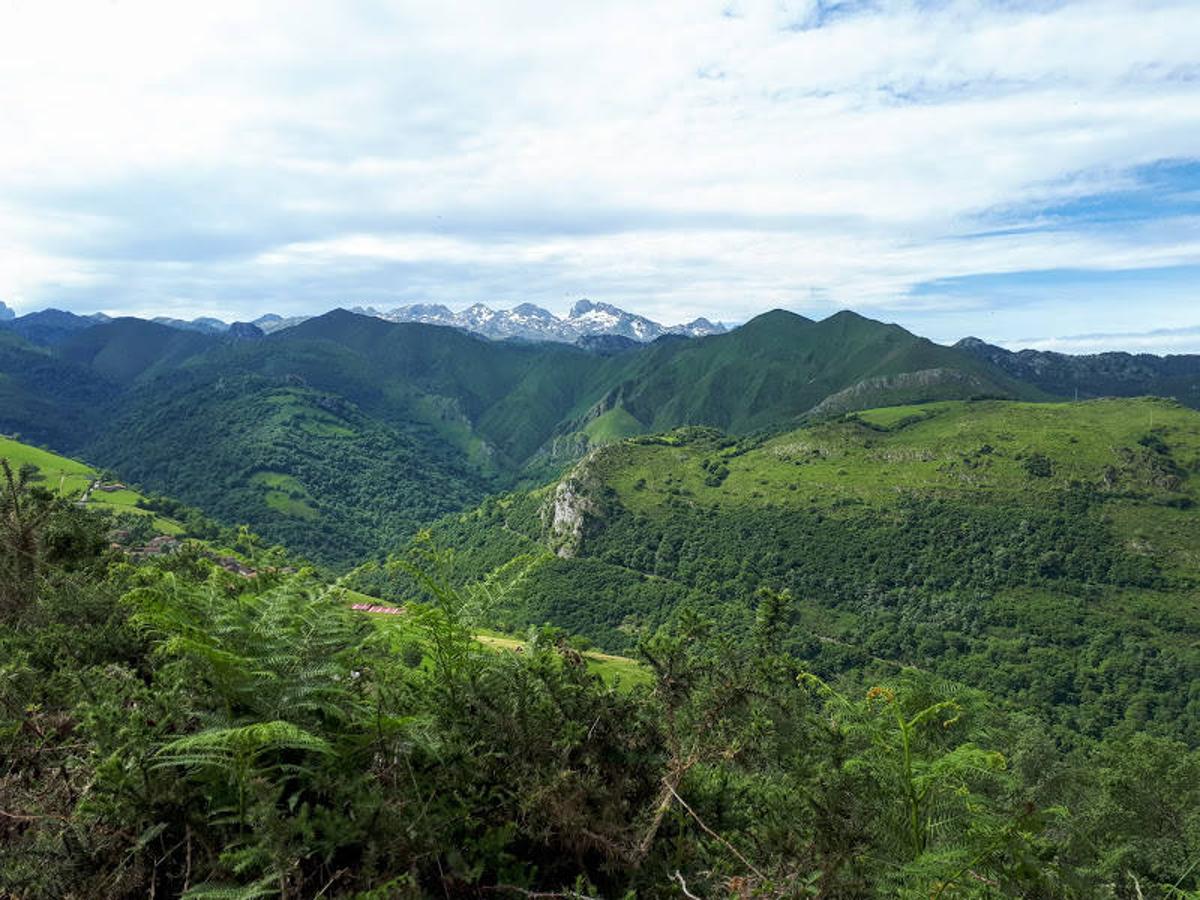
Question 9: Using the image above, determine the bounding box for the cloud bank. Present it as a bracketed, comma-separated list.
[0, 0, 1198, 351]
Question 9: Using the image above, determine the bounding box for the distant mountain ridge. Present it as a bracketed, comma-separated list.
[15, 300, 726, 344]
[1, 299, 726, 343]
[955, 336, 1200, 407]
[0, 308, 112, 345]
[350, 298, 727, 343]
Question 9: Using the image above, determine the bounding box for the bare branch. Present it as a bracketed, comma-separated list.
[665, 782, 766, 881]
[672, 870, 702, 899]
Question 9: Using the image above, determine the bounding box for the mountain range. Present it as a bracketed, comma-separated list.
[356, 299, 726, 342]
[955, 336, 1200, 407]
[0, 299, 725, 345]
[1, 304, 1198, 563]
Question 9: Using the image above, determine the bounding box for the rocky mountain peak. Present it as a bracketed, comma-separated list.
[128, 300, 730, 345]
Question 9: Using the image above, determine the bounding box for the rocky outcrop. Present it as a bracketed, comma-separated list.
[806, 368, 991, 419]
[542, 456, 611, 558]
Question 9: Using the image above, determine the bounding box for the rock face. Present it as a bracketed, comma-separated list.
[152, 316, 228, 334]
[806, 368, 991, 418]
[533, 433, 593, 468]
[253, 313, 311, 334]
[0, 301, 14, 321]
[543, 458, 610, 558]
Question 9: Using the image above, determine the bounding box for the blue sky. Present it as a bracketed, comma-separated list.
[1, 0, 1198, 352]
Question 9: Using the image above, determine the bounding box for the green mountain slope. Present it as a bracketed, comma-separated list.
[244, 310, 605, 467]
[0, 307, 1086, 564]
[383, 398, 1200, 747]
[58, 317, 221, 384]
[0, 330, 118, 450]
[85, 374, 488, 563]
[547, 309, 1044, 446]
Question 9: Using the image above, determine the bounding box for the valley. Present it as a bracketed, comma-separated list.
[5, 3, 1197, 893]
[4, 307, 1200, 898]
[0, 307, 1048, 563]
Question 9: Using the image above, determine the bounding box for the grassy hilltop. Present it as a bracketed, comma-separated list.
[369, 397, 1200, 747]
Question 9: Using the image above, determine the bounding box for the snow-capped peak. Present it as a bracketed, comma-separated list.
[363, 300, 727, 344]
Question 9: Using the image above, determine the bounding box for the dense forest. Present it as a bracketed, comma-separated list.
[3, 460, 1200, 899]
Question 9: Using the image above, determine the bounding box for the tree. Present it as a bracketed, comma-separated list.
[0, 458, 51, 619]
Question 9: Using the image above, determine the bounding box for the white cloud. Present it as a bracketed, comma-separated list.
[0, 0, 1197, 343]
[1011, 326, 1200, 355]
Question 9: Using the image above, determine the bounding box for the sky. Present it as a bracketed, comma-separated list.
[1, 0, 1199, 353]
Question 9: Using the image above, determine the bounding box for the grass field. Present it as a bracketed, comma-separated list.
[348, 592, 650, 688]
[602, 397, 1199, 510]
[251, 471, 319, 520]
[583, 407, 645, 444]
[475, 629, 652, 687]
[0, 434, 183, 533]
[265, 393, 356, 437]
[0, 435, 94, 497]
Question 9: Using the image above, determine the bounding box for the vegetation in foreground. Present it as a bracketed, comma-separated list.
[3, 455, 1200, 898]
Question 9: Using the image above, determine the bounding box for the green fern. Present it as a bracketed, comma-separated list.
[182, 873, 280, 899]
[156, 720, 332, 768]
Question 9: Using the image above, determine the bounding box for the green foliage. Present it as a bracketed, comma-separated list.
[410, 398, 1200, 750]
[86, 376, 488, 565]
[1, 486, 1198, 897]
[1024, 452, 1054, 478]
[4, 320, 1200, 897]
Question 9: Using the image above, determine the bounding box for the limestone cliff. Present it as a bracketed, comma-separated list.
[541, 454, 611, 558]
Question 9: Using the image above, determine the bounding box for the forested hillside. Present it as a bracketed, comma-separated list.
[360, 398, 1200, 750]
[0, 308, 1041, 563]
[3, 453, 1199, 898]
[87, 375, 488, 564]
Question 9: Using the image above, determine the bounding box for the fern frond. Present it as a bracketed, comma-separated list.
[156, 720, 332, 768]
[181, 874, 279, 900]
